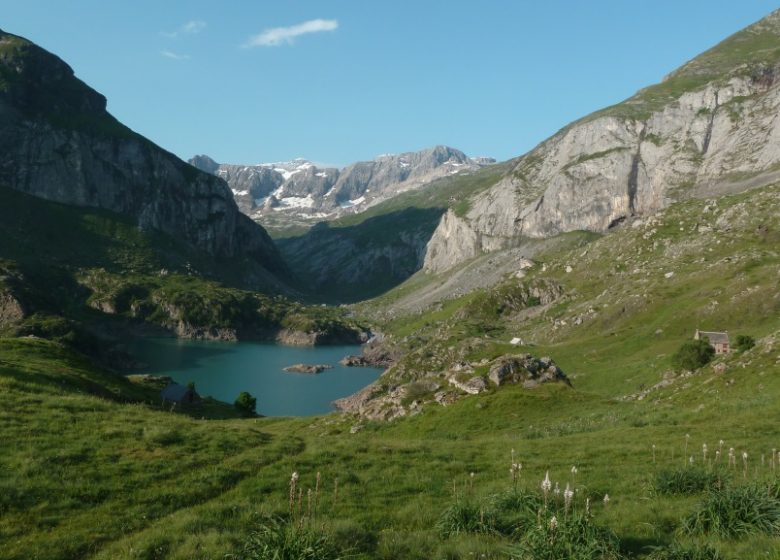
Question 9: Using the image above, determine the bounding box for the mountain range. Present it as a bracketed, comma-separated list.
[189, 147, 495, 230]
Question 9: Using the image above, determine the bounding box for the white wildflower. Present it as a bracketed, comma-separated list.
[541, 471, 552, 494]
[564, 483, 574, 513]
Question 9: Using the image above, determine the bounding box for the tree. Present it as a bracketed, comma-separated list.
[234, 391, 257, 416]
[735, 334, 755, 352]
[672, 339, 715, 371]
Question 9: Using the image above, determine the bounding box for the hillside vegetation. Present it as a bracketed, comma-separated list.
[3, 183, 780, 559]
[0, 185, 366, 354]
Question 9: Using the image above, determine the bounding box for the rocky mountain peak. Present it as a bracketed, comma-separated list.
[0, 28, 285, 275]
[190, 146, 495, 228]
[189, 154, 220, 174]
[0, 29, 107, 118]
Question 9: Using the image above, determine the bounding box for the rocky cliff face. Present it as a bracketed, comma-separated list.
[423, 10, 780, 273]
[190, 146, 495, 227]
[0, 29, 285, 272]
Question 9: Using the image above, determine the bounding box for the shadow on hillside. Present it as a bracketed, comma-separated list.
[277, 206, 446, 304]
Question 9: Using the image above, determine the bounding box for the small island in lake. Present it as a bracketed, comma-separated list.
[282, 364, 334, 374]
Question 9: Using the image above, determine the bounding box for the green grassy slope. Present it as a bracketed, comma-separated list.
[2, 331, 780, 558]
[3, 184, 780, 559]
[369, 183, 780, 398]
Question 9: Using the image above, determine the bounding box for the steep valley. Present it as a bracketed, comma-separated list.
[4, 9, 780, 560]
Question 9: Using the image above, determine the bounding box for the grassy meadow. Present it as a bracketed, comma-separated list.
[3, 184, 780, 558]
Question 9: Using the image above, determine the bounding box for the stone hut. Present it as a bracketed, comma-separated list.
[161, 382, 200, 404]
[694, 330, 730, 354]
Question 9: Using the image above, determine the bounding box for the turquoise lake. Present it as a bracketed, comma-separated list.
[129, 338, 383, 416]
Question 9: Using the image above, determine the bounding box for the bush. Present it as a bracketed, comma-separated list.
[507, 512, 623, 560]
[232, 517, 344, 560]
[734, 334, 755, 352]
[671, 340, 714, 371]
[234, 391, 257, 416]
[488, 490, 542, 536]
[436, 500, 495, 537]
[682, 483, 780, 538]
[653, 467, 724, 496]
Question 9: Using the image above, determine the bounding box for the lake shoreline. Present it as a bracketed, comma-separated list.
[126, 338, 384, 417]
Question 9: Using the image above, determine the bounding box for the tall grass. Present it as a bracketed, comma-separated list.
[653, 467, 725, 496]
[506, 512, 623, 560]
[230, 516, 345, 560]
[682, 483, 780, 538]
[646, 542, 724, 560]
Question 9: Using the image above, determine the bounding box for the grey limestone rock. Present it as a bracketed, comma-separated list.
[487, 354, 570, 388]
[0, 29, 284, 273]
[422, 11, 780, 273]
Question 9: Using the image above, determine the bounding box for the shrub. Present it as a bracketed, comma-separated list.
[436, 500, 495, 537]
[234, 391, 257, 416]
[646, 542, 723, 560]
[488, 490, 542, 536]
[507, 512, 623, 560]
[232, 517, 344, 560]
[682, 483, 780, 538]
[734, 334, 755, 352]
[671, 340, 714, 371]
[653, 467, 724, 496]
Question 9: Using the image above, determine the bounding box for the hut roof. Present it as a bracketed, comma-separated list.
[696, 330, 729, 344]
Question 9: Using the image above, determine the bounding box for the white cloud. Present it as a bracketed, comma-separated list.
[243, 19, 338, 47]
[162, 20, 206, 38]
[161, 50, 190, 60]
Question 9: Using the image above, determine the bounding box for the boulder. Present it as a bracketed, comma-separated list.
[488, 354, 570, 388]
[0, 289, 25, 328]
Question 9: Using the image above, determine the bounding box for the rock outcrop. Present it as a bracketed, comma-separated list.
[423, 10, 780, 272]
[336, 352, 570, 421]
[0, 289, 24, 328]
[487, 354, 570, 388]
[0, 266, 26, 329]
[0, 29, 284, 273]
[340, 337, 401, 369]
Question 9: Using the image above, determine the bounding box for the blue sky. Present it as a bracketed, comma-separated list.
[3, 1, 778, 166]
